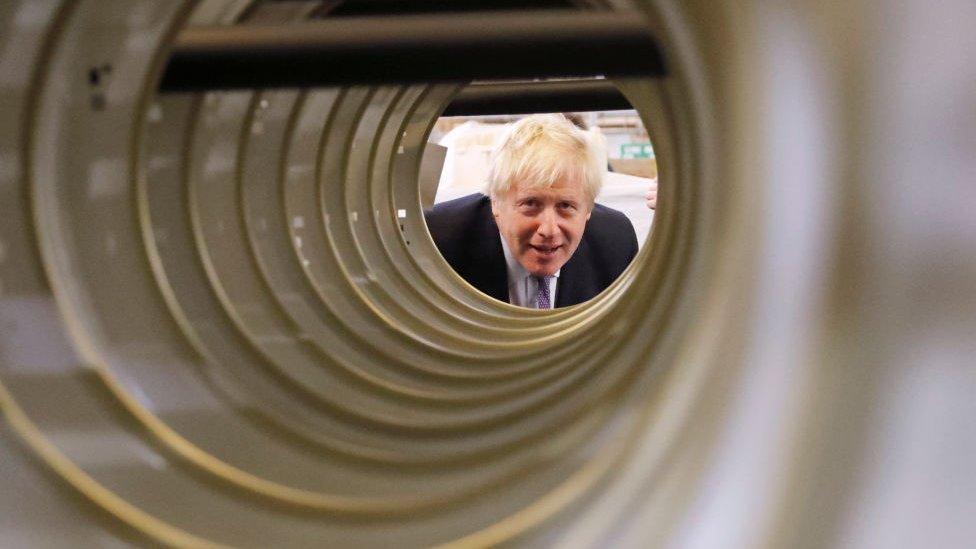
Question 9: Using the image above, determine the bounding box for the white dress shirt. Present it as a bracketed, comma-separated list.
[499, 235, 560, 308]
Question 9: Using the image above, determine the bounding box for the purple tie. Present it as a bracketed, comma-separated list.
[535, 275, 554, 309]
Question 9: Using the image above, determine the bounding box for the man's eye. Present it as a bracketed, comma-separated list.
[559, 202, 576, 211]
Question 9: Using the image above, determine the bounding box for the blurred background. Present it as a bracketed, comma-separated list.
[0, 0, 973, 547]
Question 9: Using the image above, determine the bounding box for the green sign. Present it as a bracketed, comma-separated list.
[620, 143, 654, 159]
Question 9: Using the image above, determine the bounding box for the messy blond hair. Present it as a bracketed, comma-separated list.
[485, 114, 604, 207]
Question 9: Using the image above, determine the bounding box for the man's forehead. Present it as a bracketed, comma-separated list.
[511, 179, 585, 199]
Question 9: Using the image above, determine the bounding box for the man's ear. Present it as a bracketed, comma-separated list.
[490, 197, 500, 218]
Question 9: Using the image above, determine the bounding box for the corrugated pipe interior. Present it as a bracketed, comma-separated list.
[1, 1, 973, 547]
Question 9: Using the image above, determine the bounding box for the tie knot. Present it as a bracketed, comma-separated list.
[535, 275, 554, 309]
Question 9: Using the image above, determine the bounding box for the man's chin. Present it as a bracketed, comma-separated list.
[518, 246, 569, 275]
[521, 258, 563, 278]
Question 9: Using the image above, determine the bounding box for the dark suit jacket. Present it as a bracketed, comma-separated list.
[424, 193, 638, 307]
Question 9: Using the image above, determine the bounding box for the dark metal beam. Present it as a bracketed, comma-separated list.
[442, 79, 632, 116]
[315, 0, 577, 18]
[159, 10, 665, 91]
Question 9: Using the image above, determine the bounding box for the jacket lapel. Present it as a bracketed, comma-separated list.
[555, 263, 579, 307]
[472, 198, 509, 303]
[555, 240, 593, 307]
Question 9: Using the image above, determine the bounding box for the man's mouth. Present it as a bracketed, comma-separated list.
[529, 244, 561, 257]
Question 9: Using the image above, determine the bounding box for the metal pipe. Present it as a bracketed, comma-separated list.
[159, 10, 665, 91]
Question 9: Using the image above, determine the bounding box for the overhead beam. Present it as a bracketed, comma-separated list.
[442, 79, 632, 116]
[159, 10, 665, 91]
[315, 0, 577, 18]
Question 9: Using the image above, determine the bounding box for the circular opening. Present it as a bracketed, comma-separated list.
[419, 92, 659, 310]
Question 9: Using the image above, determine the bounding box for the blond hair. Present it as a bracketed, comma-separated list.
[485, 114, 604, 207]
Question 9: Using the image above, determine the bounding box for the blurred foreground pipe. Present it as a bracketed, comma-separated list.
[160, 10, 666, 91]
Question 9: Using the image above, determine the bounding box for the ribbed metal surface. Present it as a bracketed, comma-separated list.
[1, 1, 973, 547]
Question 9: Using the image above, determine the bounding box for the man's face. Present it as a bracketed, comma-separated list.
[491, 177, 592, 277]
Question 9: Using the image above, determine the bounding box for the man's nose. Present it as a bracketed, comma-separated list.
[536, 207, 558, 238]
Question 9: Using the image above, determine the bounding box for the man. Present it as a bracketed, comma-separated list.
[424, 114, 638, 308]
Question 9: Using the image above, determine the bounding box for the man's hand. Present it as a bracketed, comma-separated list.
[645, 179, 658, 210]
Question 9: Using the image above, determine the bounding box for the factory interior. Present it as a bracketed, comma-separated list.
[0, 1, 973, 547]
